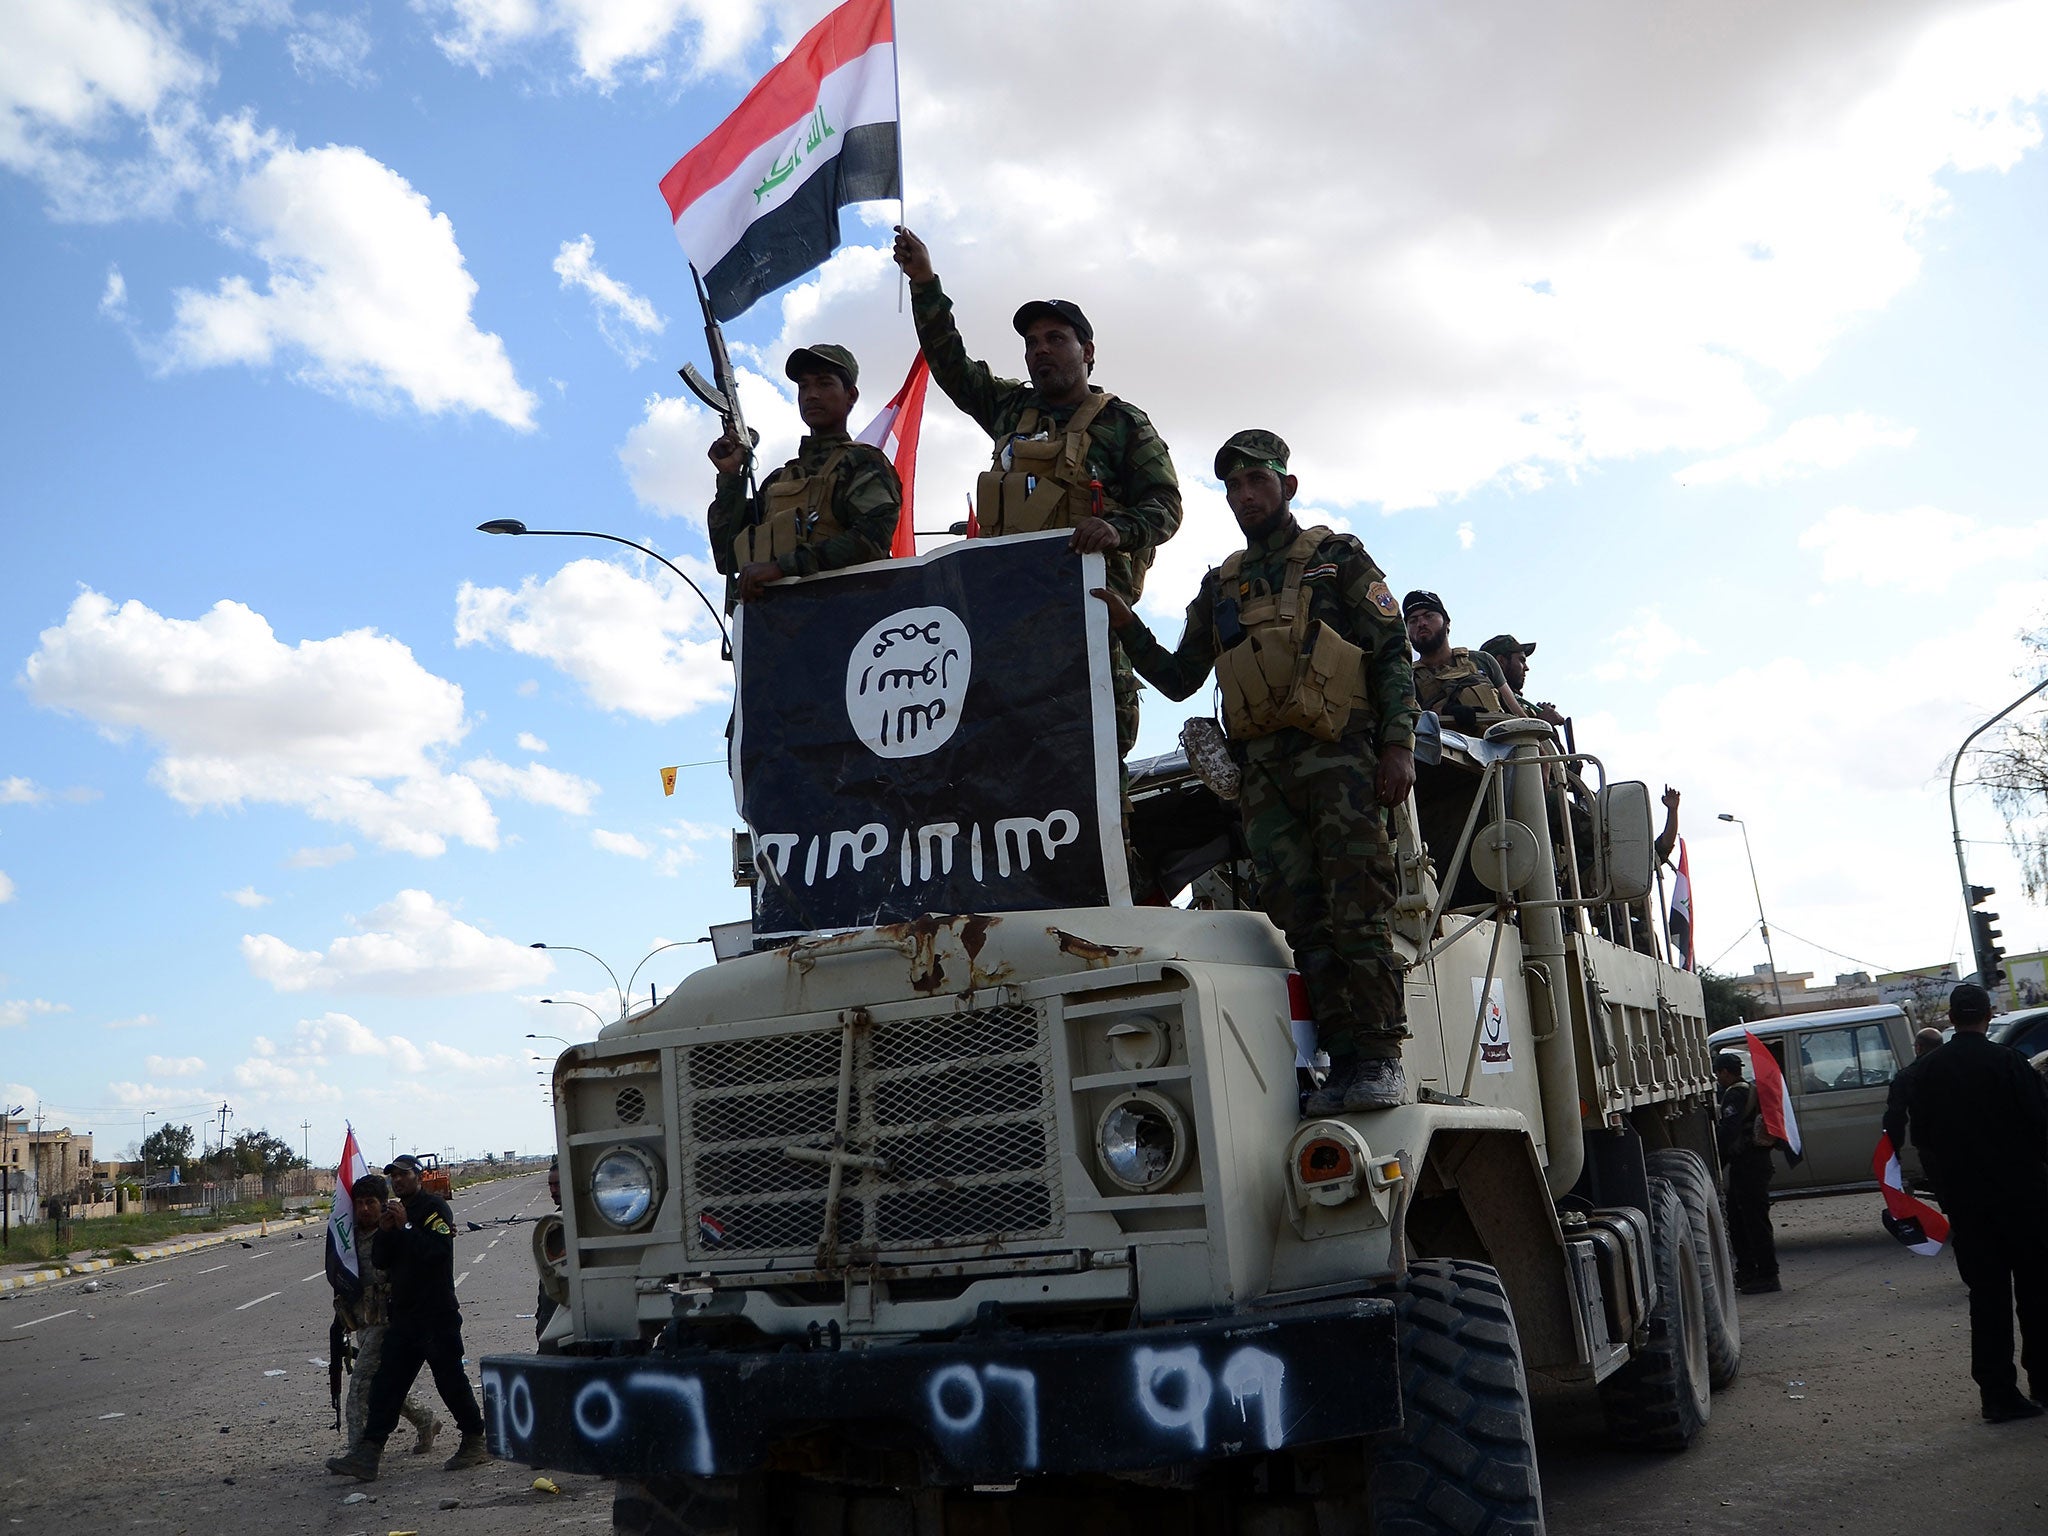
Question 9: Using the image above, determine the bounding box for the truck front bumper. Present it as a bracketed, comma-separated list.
[479, 1298, 1400, 1484]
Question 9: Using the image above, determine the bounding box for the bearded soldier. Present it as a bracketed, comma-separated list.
[707, 343, 903, 607]
[1094, 431, 1418, 1113]
[891, 227, 1181, 765]
[1403, 591, 1527, 731]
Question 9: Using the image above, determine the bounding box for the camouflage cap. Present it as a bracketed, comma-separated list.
[1480, 633, 1536, 659]
[784, 343, 858, 385]
[1403, 590, 1449, 621]
[1213, 429, 1291, 480]
[1012, 299, 1093, 343]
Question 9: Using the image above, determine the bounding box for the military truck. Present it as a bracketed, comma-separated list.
[485, 715, 1732, 1534]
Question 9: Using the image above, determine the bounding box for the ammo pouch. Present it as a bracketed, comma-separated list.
[975, 394, 1115, 537]
[1425, 649, 1509, 727]
[731, 447, 850, 568]
[1211, 527, 1369, 743]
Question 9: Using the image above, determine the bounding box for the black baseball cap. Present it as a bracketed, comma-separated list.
[1403, 590, 1449, 621]
[1012, 299, 1093, 343]
[1950, 982, 1993, 1021]
[1714, 1052, 1744, 1076]
[389, 1153, 423, 1171]
[1480, 633, 1536, 659]
[784, 343, 858, 386]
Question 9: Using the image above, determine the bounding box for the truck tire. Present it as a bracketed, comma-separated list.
[1596, 1179, 1710, 1450]
[1365, 1258, 1544, 1536]
[1644, 1148, 1740, 1390]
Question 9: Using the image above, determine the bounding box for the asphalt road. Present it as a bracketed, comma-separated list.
[0, 1169, 610, 1534]
[2, 1174, 2041, 1533]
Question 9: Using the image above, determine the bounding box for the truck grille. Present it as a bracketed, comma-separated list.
[678, 1002, 1061, 1262]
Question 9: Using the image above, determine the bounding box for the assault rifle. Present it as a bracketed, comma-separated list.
[680, 266, 759, 493]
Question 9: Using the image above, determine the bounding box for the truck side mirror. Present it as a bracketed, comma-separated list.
[1600, 781, 1655, 901]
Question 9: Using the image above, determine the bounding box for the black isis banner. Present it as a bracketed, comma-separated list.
[733, 532, 1127, 938]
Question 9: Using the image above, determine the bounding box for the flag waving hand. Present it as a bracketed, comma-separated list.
[659, 0, 901, 321]
[324, 1124, 371, 1301]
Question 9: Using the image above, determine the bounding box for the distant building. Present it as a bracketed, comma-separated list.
[1729, 964, 1880, 1018]
[1, 1115, 96, 1222]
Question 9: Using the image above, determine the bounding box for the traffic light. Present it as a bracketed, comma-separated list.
[1968, 883, 2006, 992]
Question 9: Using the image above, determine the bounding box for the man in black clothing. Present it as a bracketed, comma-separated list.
[1880, 1026, 1946, 1163]
[1906, 983, 2048, 1423]
[326, 1154, 491, 1480]
[1714, 1051, 1780, 1294]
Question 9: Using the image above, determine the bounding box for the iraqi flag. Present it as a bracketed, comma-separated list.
[1872, 1132, 1949, 1257]
[324, 1125, 371, 1301]
[854, 354, 931, 558]
[1668, 836, 1695, 970]
[1742, 1028, 1804, 1165]
[659, 0, 901, 322]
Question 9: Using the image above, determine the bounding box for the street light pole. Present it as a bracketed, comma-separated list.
[624, 939, 710, 1013]
[531, 946, 625, 1022]
[477, 521, 730, 660]
[1717, 813, 1785, 1012]
[1947, 675, 2048, 973]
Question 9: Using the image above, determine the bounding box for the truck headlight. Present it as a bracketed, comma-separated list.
[589, 1145, 661, 1230]
[1095, 1091, 1189, 1193]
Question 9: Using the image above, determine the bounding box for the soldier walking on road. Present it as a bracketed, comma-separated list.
[1715, 1052, 1781, 1294]
[326, 1155, 491, 1480]
[1095, 430, 1418, 1113]
[891, 227, 1182, 768]
[1905, 983, 2048, 1422]
[328, 1172, 438, 1465]
[707, 343, 903, 607]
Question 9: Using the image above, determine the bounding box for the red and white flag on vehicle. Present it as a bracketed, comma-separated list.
[1742, 1028, 1803, 1164]
[854, 353, 931, 558]
[1668, 836, 1695, 970]
[1872, 1132, 1948, 1256]
[324, 1124, 371, 1301]
[658, 0, 901, 321]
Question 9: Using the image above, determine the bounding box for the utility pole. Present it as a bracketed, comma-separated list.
[300, 1119, 312, 1169]
[216, 1101, 232, 1161]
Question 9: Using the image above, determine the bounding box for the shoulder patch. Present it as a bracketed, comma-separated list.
[1301, 563, 1341, 582]
[1366, 580, 1400, 619]
[425, 1214, 451, 1236]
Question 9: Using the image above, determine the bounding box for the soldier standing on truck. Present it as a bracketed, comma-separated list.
[1404, 592, 1527, 730]
[1480, 633, 1567, 730]
[1093, 430, 1418, 1113]
[707, 344, 903, 607]
[890, 226, 1182, 767]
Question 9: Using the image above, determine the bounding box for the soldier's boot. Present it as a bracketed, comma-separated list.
[325, 1440, 383, 1482]
[1341, 1058, 1408, 1112]
[1302, 1058, 1361, 1118]
[408, 1411, 439, 1455]
[443, 1431, 492, 1471]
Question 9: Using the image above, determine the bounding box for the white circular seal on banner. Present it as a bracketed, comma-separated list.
[846, 607, 972, 758]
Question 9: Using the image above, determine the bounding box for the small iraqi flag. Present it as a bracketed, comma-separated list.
[325, 1124, 371, 1302]
[1742, 1028, 1803, 1165]
[1872, 1132, 1948, 1257]
[659, 0, 901, 322]
[854, 354, 931, 558]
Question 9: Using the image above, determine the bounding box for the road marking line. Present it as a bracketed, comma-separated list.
[198, 1264, 229, 1275]
[12, 1310, 76, 1328]
[301, 1270, 326, 1282]
[454, 1271, 470, 1288]
[99, 1412, 124, 1419]
[127, 1283, 169, 1297]
[235, 1291, 282, 1311]
[244, 1250, 274, 1259]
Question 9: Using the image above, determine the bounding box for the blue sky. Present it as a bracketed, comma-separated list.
[3, 0, 2046, 1161]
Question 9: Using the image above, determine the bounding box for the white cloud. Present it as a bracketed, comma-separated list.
[102, 1013, 156, 1030]
[461, 756, 599, 815]
[1798, 504, 2048, 589]
[654, 818, 724, 876]
[25, 592, 496, 857]
[143, 1054, 206, 1077]
[455, 556, 729, 723]
[617, 368, 803, 520]
[165, 143, 537, 429]
[553, 234, 664, 366]
[1456, 521, 1476, 551]
[98, 265, 128, 318]
[1590, 609, 1706, 683]
[592, 828, 651, 859]
[0, 871, 13, 905]
[0, 999, 70, 1029]
[225, 884, 270, 908]
[1675, 413, 1919, 486]
[286, 12, 376, 86]
[230, 1010, 517, 1102]
[240, 888, 552, 994]
[516, 732, 548, 753]
[288, 843, 357, 869]
[0, 778, 39, 804]
[421, 0, 771, 87]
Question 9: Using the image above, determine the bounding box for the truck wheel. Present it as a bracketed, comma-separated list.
[1597, 1179, 1710, 1450]
[1365, 1258, 1545, 1536]
[613, 1475, 745, 1536]
[1644, 1148, 1740, 1389]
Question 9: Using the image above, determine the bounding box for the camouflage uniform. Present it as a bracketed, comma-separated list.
[1119, 432, 1418, 1063]
[909, 278, 1181, 759]
[707, 433, 902, 599]
[337, 1259, 436, 1453]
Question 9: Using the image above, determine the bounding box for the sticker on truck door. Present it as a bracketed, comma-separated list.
[1474, 978, 1513, 1073]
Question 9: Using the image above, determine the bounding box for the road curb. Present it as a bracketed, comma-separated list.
[0, 1214, 324, 1296]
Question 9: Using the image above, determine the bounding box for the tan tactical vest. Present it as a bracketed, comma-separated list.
[975, 394, 1115, 537]
[1415, 647, 1508, 720]
[1210, 527, 1369, 743]
[731, 446, 852, 567]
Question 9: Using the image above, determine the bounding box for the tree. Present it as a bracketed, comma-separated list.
[140, 1122, 197, 1179]
[1977, 625, 2048, 901]
[1697, 968, 1748, 1029]
[228, 1128, 303, 1176]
